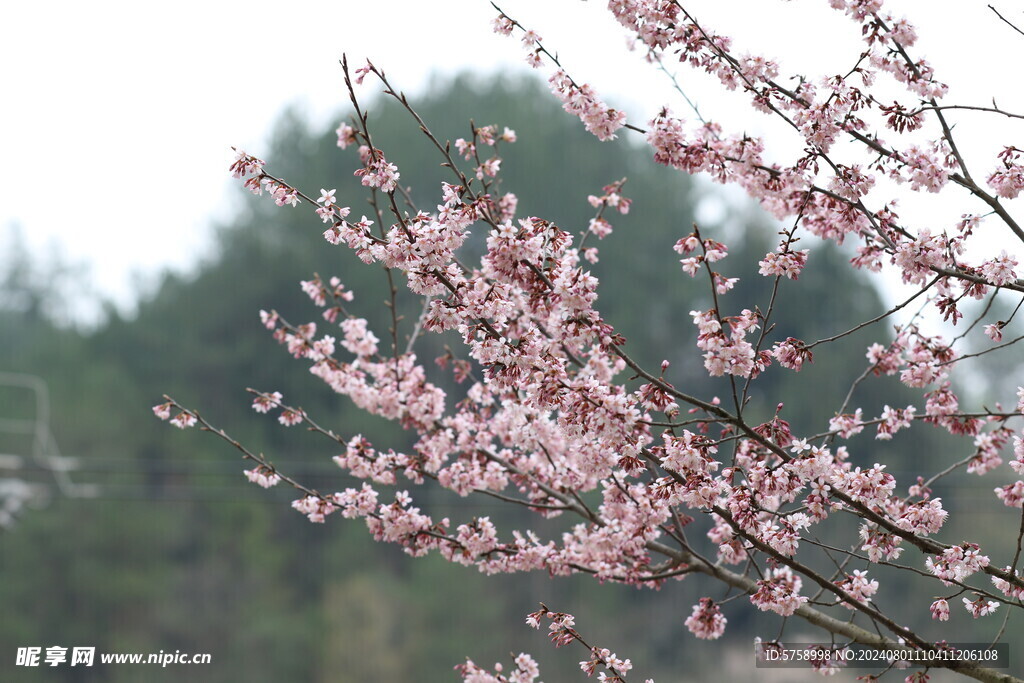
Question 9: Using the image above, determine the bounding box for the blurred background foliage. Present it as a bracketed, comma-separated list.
[0, 73, 1019, 681]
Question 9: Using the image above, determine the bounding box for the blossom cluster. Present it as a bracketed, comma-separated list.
[158, 1, 1024, 679]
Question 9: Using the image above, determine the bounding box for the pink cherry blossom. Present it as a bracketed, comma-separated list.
[994, 480, 1024, 508]
[684, 598, 727, 640]
[244, 466, 281, 488]
[169, 412, 197, 429]
[251, 391, 283, 413]
[962, 596, 999, 619]
[929, 598, 949, 621]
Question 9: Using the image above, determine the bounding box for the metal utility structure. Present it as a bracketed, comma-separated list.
[0, 372, 97, 528]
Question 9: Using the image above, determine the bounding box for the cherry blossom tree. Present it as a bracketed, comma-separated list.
[156, 1, 1024, 681]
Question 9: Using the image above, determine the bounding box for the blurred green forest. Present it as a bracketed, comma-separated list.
[0, 73, 1019, 682]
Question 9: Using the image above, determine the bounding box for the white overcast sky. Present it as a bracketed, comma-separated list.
[2, 1, 1021, 319]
